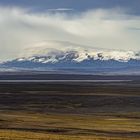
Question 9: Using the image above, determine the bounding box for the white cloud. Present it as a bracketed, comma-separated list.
[47, 8, 73, 12]
[0, 6, 140, 61]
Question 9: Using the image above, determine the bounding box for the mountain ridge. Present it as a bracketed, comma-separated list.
[1, 41, 140, 73]
[2, 49, 140, 68]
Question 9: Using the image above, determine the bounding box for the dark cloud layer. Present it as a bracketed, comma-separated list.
[0, 0, 140, 15]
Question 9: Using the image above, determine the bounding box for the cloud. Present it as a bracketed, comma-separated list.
[0, 6, 140, 61]
[47, 8, 74, 12]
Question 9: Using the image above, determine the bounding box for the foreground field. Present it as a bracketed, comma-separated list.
[1, 131, 139, 140]
[0, 74, 139, 139]
[0, 111, 140, 140]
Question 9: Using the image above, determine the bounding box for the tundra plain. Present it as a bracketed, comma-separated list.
[0, 73, 139, 140]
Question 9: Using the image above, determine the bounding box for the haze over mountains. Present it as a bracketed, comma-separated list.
[1, 41, 140, 74]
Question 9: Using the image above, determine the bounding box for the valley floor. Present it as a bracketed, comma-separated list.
[0, 74, 139, 140]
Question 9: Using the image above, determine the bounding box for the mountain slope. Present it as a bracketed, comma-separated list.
[2, 50, 140, 68]
[1, 41, 140, 73]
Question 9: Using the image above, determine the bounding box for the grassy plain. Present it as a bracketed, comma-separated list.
[0, 111, 140, 140]
[0, 74, 139, 139]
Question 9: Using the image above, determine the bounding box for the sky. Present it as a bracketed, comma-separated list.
[0, 0, 140, 61]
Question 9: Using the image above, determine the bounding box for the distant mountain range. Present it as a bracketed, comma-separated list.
[1, 41, 140, 74]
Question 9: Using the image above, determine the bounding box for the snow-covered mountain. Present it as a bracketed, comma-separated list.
[15, 49, 140, 63]
[1, 41, 140, 73]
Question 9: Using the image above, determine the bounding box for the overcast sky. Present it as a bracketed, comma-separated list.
[0, 0, 140, 61]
